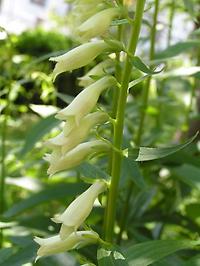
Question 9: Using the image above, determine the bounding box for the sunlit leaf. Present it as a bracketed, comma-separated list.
[135, 132, 198, 161]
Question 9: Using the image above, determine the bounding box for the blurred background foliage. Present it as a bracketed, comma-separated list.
[0, 0, 200, 265]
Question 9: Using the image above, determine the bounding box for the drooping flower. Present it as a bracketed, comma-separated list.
[78, 59, 113, 87]
[34, 230, 99, 260]
[45, 140, 110, 176]
[78, 8, 120, 40]
[46, 111, 108, 154]
[50, 41, 109, 81]
[55, 76, 116, 124]
[52, 180, 107, 239]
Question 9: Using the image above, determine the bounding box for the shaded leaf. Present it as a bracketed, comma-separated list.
[20, 114, 60, 156]
[125, 239, 200, 266]
[4, 182, 86, 218]
[122, 158, 146, 189]
[173, 164, 200, 189]
[76, 162, 110, 180]
[0, 242, 37, 266]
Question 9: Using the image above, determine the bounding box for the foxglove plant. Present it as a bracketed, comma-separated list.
[35, 0, 147, 263]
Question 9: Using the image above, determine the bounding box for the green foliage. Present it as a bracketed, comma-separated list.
[1, 0, 200, 265]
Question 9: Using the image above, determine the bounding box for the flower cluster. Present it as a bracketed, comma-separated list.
[35, 0, 121, 260]
[35, 181, 106, 260]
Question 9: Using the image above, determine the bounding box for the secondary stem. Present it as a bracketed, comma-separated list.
[104, 0, 146, 242]
[135, 0, 159, 146]
[167, 0, 175, 47]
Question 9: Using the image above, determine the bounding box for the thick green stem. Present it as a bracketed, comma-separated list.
[104, 0, 146, 242]
[135, 0, 159, 146]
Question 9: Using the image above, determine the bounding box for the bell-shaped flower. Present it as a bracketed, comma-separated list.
[77, 8, 120, 40]
[45, 140, 110, 176]
[46, 111, 108, 154]
[78, 59, 113, 87]
[50, 41, 109, 81]
[55, 76, 116, 124]
[52, 180, 107, 239]
[34, 230, 99, 259]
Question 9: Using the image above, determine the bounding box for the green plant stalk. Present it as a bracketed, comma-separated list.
[104, 0, 146, 242]
[103, 20, 123, 234]
[167, 0, 175, 47]
[0, 106, 8, 247]
[135, 0, 159, 146]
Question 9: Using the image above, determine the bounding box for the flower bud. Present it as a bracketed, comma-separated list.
[78, 8, 120, 40]
[52, 180, 107, 239]
[34, 230, 99, 259]
[50, 41, 109, 81]
[78, 59, 113, 87]
[55, 76, 116, 124]
[45, 140, 110, 176]
[46, 111, 108, 154]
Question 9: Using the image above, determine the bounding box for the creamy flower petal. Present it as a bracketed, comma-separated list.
[50, 41, 109, 81]
[55, 76, 116, 124]
[52, 181, 107, 239]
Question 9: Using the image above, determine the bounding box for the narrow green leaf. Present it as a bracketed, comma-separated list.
[98, 246, 128, 266]
[185, 254, 200, 266]
[132, 56, 163, 75]
[0, 242, 37, 266]
[125, 239, 200, 266]
[155, 40, 200, 59]
[135, 132, 198, 161]
[20, 114, 60, 156]
[158, 66, 200, 79]
[3, 182, 86, 218]
[128, 74, 149, 90]
[0, 248, 14, 264]
[173, 164, 200, 189]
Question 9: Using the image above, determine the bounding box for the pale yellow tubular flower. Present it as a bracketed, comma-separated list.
[49, 41, 109, 81]
[46, 111, 108, 154]
[45, 140, 110, 176]
[34, 230, 99, 260]
[78, 59, 113, 87]
[52, 180, 107, 239]
[55, 76, 116, 124]
[78, 8, 120, 40]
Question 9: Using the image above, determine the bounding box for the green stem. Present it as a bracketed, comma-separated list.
[167, 0, 175, 47]
[0, 102, 9, 247]
[135, 0, 159, 146]
[104, 0, 146, 242]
